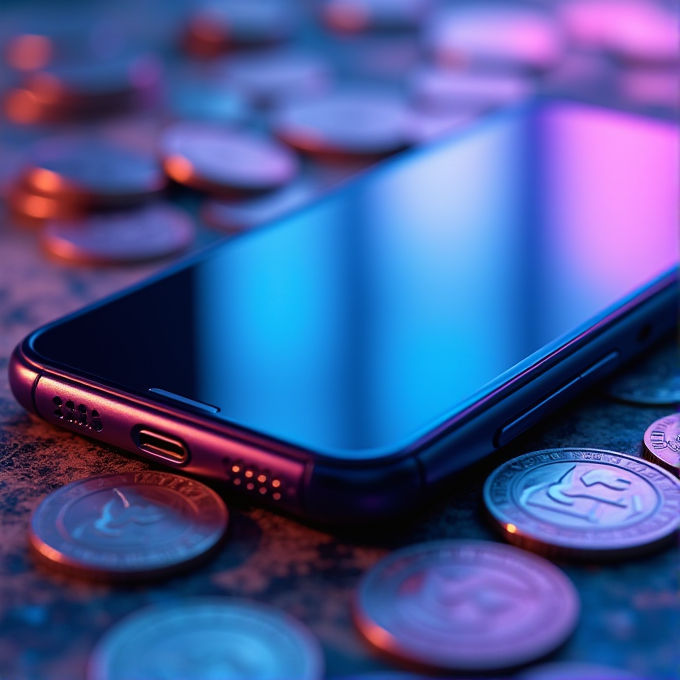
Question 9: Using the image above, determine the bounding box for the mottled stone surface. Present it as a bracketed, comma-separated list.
[0, 216, 678, 680]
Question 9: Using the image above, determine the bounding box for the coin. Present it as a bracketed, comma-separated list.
[201, 178, 315, 233]
[604, 342, 680, 406]
[41, 203, 195, 264]
[643, 414, 680, 477]
[22, 136, 166, 207]
[353, 540, 579, 672]
[484, 448, 680, 559]
[272, 90, 412, 160]
[87, 598, 324, 680]
[183, 0, 297, 58]
[21, 53, 162, 110]
[424, 5, 563, 72]
[320, 0, 432, 33]
[29, 471, 228, 581]
[517, 662, 640, 679]
[160, 121, 299, 196]
[217, 50, 331, 108]
[409, 67, 532, 111]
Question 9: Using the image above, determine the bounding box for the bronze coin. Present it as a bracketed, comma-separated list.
[484, 448, 680, 559]
[353, 540, 579, 672]
[29, 471, 228, 581]
[643, 413, 680, 477]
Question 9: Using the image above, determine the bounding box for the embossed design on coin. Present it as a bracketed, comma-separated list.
[30, 471, 228, 580]
[643, 413, 680, 477]
[484, 449, 680, 559]
[353, 540, 579, 671]
[87, 598, 324, 680]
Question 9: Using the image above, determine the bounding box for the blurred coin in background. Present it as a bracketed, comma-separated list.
[484, 448, 680, 559]
[42, 203, 195, 264]
[183, 0, 297, 58]
[272, 88, 413, 160]
[22, 135, 166, 207]
[409, 67, 533, 111]
[201, 177, 316, 233]
[424, 4, 563, 73]
[643, 413, 680, 477]
[216, 50, 332, 108]
[604, 339, 680, 406]
[160, 121, 299, 196]
[354, 540, 579, 672]
[618, 67, 680, 112]
[30, 471, 227, 580]
[517, 661, 641, 679]
[320, 0, 432, 34]
[88, 598, 324, 680]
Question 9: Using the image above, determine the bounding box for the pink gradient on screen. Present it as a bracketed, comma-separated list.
[542, 108, 678, 336]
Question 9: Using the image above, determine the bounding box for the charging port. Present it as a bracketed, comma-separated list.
[137, 429, 189, 464]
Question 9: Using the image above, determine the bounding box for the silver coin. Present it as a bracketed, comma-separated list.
[23, 135, 166, 206]
[160, 121, 299, 195]
[604, 343, 680, 406]
[409, 67, 533, 111]
[87, 598, 324, 680]
[41, 203, 195, 264]
[643, 413, 680, 477]
[517, 661, 640, 679]
[484, 448, 680, 559]
[201, 178, 315, 233]
[353, 540, 579, 672]
[272, 89, 412, 160]
[30, 471, 228, 581]
[218, 50, 331, 108]
[424, 5, 563, 72]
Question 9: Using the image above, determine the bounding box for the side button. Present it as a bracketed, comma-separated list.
[495, 351, 620, 448]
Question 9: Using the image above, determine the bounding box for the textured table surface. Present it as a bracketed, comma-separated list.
[0, 214, 678, 680]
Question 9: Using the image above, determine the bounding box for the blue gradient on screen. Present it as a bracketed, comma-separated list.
[191, 104, 676, 455]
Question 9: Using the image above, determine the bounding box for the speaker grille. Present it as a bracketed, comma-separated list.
[52, 396, 103, 431]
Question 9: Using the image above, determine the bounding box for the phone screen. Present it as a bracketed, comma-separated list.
[32, 102, 678, 457]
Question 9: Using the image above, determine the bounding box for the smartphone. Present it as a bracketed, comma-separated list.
[10, 99, 679, 523]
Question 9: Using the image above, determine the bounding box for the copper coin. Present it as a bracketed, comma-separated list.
[272, 90, 412, 160]
[87, 598, 324, 680]
[425, 5, 563, 72]
[201, 178, 315, 233]
[353, 540, 579, 672]
[183, 0, 297, 58]
[218, 50, 331, 108]
[320, 0, 432, 34]
[29, 471, 228, 581]
[409, 67, 533, 111]
[22, 136, 166, 207]
[643, 414, 680, 477]
[517, 662, 640, 679]
[160, 121, 299, 196]
[484, 449, 680, 559]
[42, 203, 195, 264]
